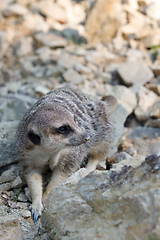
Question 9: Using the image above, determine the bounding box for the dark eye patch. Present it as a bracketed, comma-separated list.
[27, 130, 41, 145]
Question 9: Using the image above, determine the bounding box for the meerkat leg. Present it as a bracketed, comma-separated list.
[25, 168, 43, 222]
[86, 159, 100, 171]
[86, 153, 108, 171]
[42, 167, 69, 201]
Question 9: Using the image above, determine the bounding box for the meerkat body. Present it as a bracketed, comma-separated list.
[17, 87, 115, 222]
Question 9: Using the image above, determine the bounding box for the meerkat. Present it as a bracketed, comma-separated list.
[17, 87, 116, 222]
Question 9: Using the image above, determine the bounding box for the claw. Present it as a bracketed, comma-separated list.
[34, 214, 39, 223]
[28, 202, 44, 222]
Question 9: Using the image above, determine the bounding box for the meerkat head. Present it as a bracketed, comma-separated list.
[27, 104, 90, 151]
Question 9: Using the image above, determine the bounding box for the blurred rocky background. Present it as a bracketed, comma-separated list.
[1, 0, 160, 239]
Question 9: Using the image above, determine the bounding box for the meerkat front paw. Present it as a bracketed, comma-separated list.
[29, 200, 44, 222]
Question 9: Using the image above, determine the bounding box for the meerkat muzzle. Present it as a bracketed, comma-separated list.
[84, 134, 90, 143]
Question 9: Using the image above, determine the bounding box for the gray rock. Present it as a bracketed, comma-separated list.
[100, 72, 112, 84]
[34, 32, 68, 49]
[145, 118, 160, 128]
[74, 64, 92, 75]
[2, 3, 28, 17]
[0, 121, 19, 168]
[0, 163, 19, 184]
[41, 154, 160, 240]
[45, 65, 63, 77]
[125, 126, 160, 156]
[114, 151, 132, 163]
[145, 77, 160, 96]
[0, 182, 11, 191]
[21, 60, 34, 77]
[111, 154, 145, 171]
[11, 176, 22, 189]
[63, 68, 85, 84]
[131, 84, 159, 122]
[117, 60, 154, 86]
[1, 69, 21, 82]
[0, 214, 24, 240]
[149, 100, 160, 118]
[105, 84, 137, 115]
[57, 53, 84, 70]
[109, 103, 128, 157]
[151, 65, 160, 77]
[32, 65, 46, 78]
[13, 37, 33, 57]
[0, 96, 30, 122]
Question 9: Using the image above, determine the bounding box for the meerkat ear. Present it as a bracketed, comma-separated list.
[102, 95, 117, 113]
[27, 130, 41, 145]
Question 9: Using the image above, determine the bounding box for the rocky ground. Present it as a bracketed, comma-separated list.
[1, 0, 160, 239]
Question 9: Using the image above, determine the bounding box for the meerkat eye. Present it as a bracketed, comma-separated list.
[58, 125, 70, 134]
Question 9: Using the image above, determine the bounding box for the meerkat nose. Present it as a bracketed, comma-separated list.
[84, 134, 90, 143]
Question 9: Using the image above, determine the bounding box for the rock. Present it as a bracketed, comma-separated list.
[22, 12, 49, 33]
[0, 182, 11, 191]
[151, 65, 160, 77]
[21, 60, 34, 77]
[104, 84, 137, 115]
[1, 70, 21, 82]
[45, 65, 63, 77]
[114, 151, 132, 163]
[63, 68, 85, 84]
[85, 47, 117, 65]
[146, 78, 160, 96]
[109, 103, 128, 157]
[36, 46, 58, 65]
[125, 126, 160, 156]
[117, 60, 154, 86]
[141, 30, 160, 48]
[125, 0, 139, 10]
[41, 154, 160, 240]
[34, 85, 50, 97]
[0, 121, 19, 168]
[32, 65, 46, 78]
[0, 163, 19, 184]
[145, 118, 160, 128]
[20, 209, 31, 218]
[34, 32, 68, 49]
[125, 48, 143, 60]
[0, 215, 24, 240]
[13, 37, 33, 57]
[99, 72, 112, 84]
[18, 193, 28, 203]
[62, 28, 86, 44]
[0, 31, 9, 59]
[0, 96, 31, 122]
[146, 1, 160, 21]
[11, 176, 22, 189]
[122, 4, 155, 40]
[149, 100, 160, 118]
[37, 0, 66, 24]
[111, 154, 145, 172]
[74, 64, 92, 75]
[131, 84, 159, 122]
[57, 53, 84, 70]
[119, 135, 137, 156]
[85, 0, 123, 45]
[2, 3, 28, 17]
